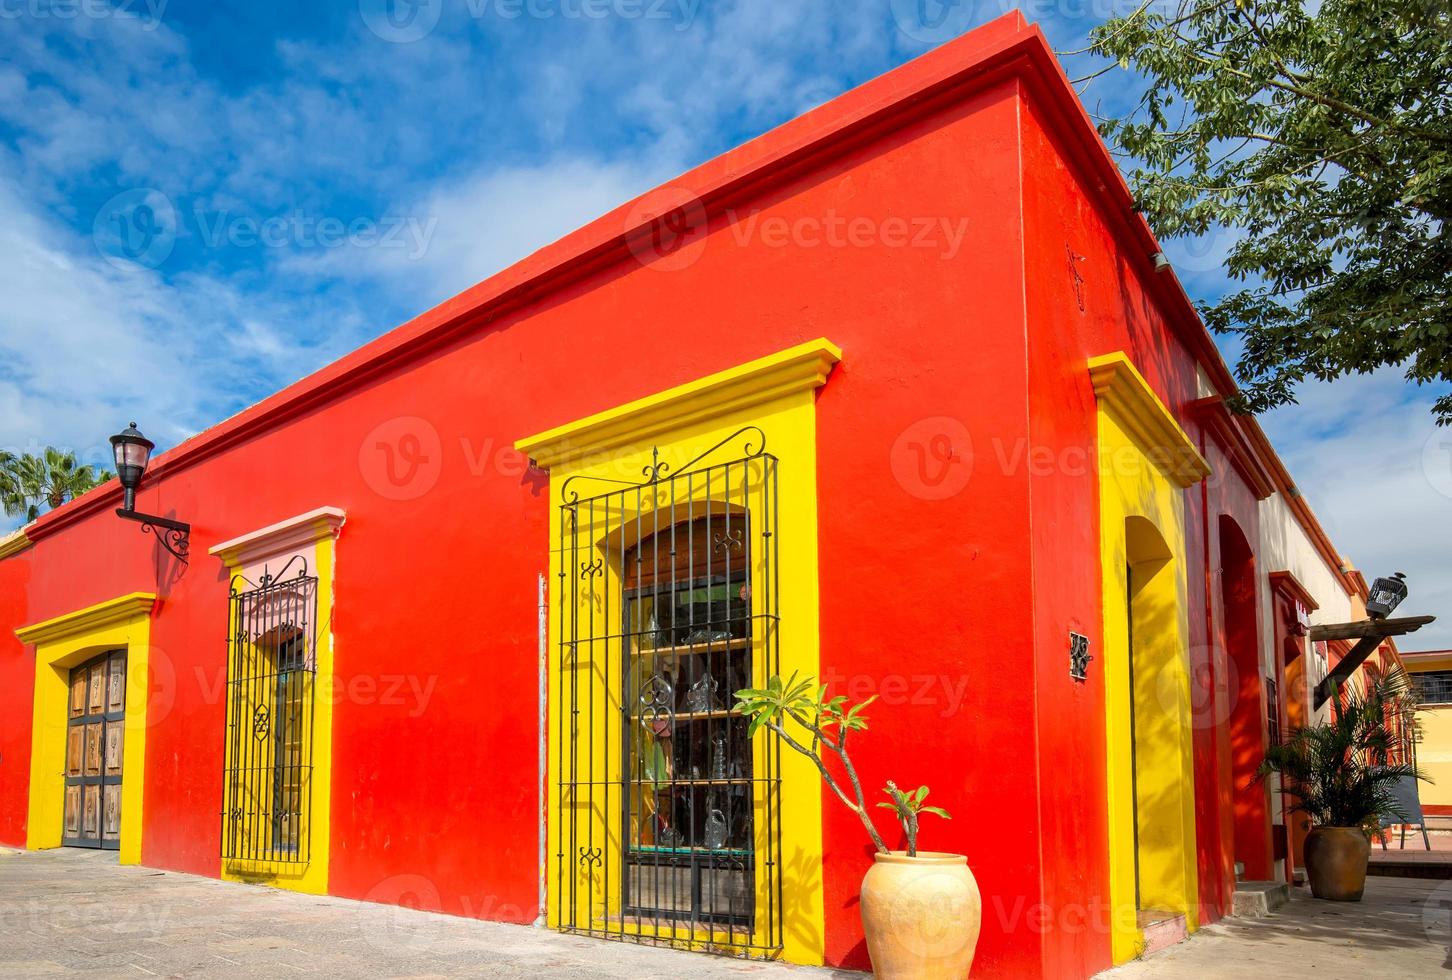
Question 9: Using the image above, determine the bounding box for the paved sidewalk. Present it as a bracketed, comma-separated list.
[7, 848, 1450, 978]
[0, 848, 853, 979]
[1104, 877, 1452, 979]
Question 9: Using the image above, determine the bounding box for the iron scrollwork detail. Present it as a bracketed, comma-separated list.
[252, 704, 271, 740]
[559, 425, 768, 504]
[713, 527, 745, 554]
[1069, 632, 1093, 682]
[116, 508, 191, 562]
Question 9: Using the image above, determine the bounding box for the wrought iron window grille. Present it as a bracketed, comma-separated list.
[221, 556, 318, 865]
[554, 426, 784, 960]
[1414, 671, 1452, 706]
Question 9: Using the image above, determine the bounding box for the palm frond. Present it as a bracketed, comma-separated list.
[1259, 667, 1424, 829]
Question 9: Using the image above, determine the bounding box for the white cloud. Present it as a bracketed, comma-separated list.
[1261, 371, 1452, 650]
[0, 176, 362, 478]
[0, 176, 200, 464]
[282, 156, 679, 306]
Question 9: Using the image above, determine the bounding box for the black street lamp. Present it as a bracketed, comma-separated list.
[109, 422, 191, 562]
[1366, 573, 1408, 620]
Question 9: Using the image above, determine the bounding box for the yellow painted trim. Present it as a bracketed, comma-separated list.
[1093, 353, 1201, 965]
[516, 338, 841, 469]
[1089, 353, 1211, 489]
[218, 523, 340, 896]
[20, 592, 157, 864]
[16, 593, 156, 646]
[0, 527, 32, 561]
[536, 349, 833, 966]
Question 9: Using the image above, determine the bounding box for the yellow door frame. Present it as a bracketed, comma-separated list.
[17, 592, 158, 865]
[1089, 353, 1211, 964]
[517, 339, 839, 966]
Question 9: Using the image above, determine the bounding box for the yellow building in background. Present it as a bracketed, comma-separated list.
[1405, 651, 1452, 818]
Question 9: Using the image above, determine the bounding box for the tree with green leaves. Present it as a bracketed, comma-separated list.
[734, 673, 950, 856]
[1, 447, 113, 523]
[1079, 0, 1451, 421]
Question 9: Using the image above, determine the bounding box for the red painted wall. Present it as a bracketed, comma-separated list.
[1016, 50, 1263, 953]
[807, 80, 1041, 975]
[0, 551, 33, 848]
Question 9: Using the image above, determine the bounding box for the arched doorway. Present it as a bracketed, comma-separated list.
[1218, 516, 1270, 881]
[1122, 516, 1194, 920]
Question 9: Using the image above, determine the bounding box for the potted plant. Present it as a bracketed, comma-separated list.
[735, 674, 980, 979]
[1257, 668, 1423, 901]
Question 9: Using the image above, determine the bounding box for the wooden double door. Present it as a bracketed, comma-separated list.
[64, 650, 126, 849]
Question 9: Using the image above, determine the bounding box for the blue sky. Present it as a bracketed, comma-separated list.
[1, 0, 1448, 644]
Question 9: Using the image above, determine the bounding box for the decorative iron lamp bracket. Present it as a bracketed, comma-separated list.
[108, 422, 191, 563]
[115, 507, 191, 562]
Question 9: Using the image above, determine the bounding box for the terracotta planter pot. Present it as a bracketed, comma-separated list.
[1303, 827, 1371, 901]
[860, 851, 982, 979]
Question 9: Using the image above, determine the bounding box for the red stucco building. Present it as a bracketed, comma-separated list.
[0, 14, 1387, 977]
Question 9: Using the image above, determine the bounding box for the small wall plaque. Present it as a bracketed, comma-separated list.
[1070, 632, 1092, 682]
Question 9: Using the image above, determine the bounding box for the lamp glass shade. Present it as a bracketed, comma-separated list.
[1366, 574, 1408, 619]
[109, 423, 155, 491]
[114, 440, 150, 470]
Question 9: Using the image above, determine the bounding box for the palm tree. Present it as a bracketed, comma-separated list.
[1, 447, 113, 523]
[0, 450, 20, 520]
[1258, 667, 1424, 830]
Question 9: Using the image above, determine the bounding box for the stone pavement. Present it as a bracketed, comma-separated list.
[1104, 876, 1452, 979]
[0, 848, 854, 979]
[6, 847, 1452, 979]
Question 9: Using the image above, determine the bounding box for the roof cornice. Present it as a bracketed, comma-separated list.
[0, 527, 32, 562]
